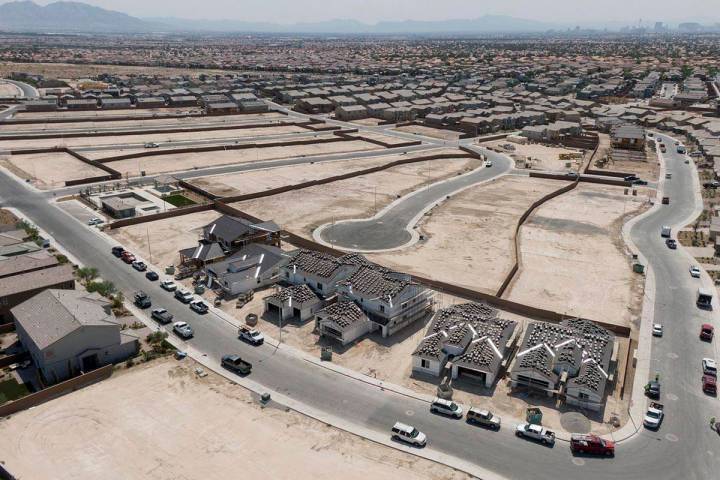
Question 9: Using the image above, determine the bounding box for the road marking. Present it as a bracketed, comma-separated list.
[665, 433, 679, 442]
[571, 458, 585, 466]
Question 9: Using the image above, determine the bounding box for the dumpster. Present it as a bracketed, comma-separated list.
[633, 263, 645, 274]
[526, 407, 543, 425]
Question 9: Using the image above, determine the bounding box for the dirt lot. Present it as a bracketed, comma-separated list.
[189, 147, 461, 198]
[100, 139, 383, 177]
[0, 83, 21, 97]
[349, 118, 384, 126]
[350, 131, 425, 146]
[394, 125, 462, 141]
[11, 108, 203, 121]
[108, 210, 221, 268]
[0, 359, 471, 480]
[368, 176, 562, 294]
[0, 125, 310, 150]
[506, 183, 647, 328]
[232, 154, 482, 237]
[0, 112, 289, 133]
[487, 140, 584, 172]
[1, 151, 106, 189]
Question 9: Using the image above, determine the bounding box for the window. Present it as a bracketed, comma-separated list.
[401, 302, 408, 309]
[317, 282, 323, 291]
[421, 359, 430, 369]
[578, 392, 589, 400]
[379, 304, 385, 313]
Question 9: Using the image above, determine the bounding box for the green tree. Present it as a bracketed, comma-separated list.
[76, 267, 99, 284]
[87, 280, 116, 298]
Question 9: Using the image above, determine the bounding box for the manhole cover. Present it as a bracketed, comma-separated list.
[405, 410, 414, 416]
[572, 458, 585, 466]
[560, 412, 592, 433]
[665, 433, 679, 442]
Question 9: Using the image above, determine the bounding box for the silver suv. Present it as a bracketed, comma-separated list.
[430, 398, 463, 418]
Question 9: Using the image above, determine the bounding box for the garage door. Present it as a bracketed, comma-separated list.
[457, 367, 486, 384]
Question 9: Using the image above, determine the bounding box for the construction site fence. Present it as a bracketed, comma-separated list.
[333, 130, 422, 149]
[108, 203, 215, 229]
[0, 352, 28, 369]
[178, 179, 220, 201]
[529, 171, 632, 187]
[0, 364, 113, 418]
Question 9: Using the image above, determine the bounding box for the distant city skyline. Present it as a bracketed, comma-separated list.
[20, 0, 719, 25]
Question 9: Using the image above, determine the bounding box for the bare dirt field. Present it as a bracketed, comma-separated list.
[368, 176, 562, 293]
[0, 82, 22, 97]
[349, 131, 425, 146]
[108, 210, 221, 268]
[0, 61, 241, 79]
[487, 140, 584, 172]
[592, 149, 660, 180]
[100, 139, 383, 177]
[232, 154, 482, 237]
[349, 118, 384, 126]
[0, 112, 289, 134]
[11, 107, 203, 121]
[506, 183, 647, 328]
[189, 147, 460, 198]
[0, 359, 471, 480]
[1, 151, 106, 189]
[394, 125, 462, 141]
[0, 125, 310, 151]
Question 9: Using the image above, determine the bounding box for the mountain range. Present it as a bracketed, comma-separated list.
[0, 1, 565, 34]
[0, 1, 715, 35]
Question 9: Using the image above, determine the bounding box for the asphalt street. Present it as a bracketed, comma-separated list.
[317, 146, 512, 251]
[0, 130, 717, 479]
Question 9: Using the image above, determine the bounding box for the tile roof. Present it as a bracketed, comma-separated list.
[318, 301, 366, 329]
[267, 284, 320, 304]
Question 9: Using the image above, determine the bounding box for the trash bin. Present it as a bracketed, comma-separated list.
[321, 347, 332, 361]
[245, 313, 258, 327]
[633, 263, 645, 274]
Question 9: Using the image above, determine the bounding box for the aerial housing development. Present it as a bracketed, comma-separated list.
[0, 1, 719, 479]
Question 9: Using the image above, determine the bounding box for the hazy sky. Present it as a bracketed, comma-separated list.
[29, 0, 714, 24]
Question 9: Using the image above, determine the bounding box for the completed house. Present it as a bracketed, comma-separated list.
[315, 301, 372, 346]
[12, 289, 139, 385]
[206, 244, 289, 297]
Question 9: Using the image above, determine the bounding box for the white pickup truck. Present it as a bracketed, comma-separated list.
[238, 325, 265, 345]
[643, 402, 664, 429]
[515, 423, 555, 446]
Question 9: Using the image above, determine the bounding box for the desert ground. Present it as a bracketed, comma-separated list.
[349, 130, 423, 146]
[506, 183, 648, 328]
[368, 176, 562, 293]
[394, 124, 463, 141]
[98, 139, 383, 177]
[0, 359, 471, 480]
[1, 151, 106, 188]
[0, 82, 22, 98]
[487, 140, 584, 172]
[189, 147, 463, 198]
[232, 154, 482, 237]
[9, 107, 203, 120]
[108, 210, 222, 269]
[0, 112, 291, 133]
[0, 124, 311, 150]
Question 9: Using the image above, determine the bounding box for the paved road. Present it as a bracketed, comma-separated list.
[316, 147, 511, 251]
[0, 130, 718, 479]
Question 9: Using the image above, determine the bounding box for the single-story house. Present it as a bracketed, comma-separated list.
[263, 284, 323, 323]
[315, 301, 372, 346]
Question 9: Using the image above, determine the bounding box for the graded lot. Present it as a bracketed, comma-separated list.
[1, 151, 106, 189]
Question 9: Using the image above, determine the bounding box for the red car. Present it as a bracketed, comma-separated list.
[121, 251, 136, 264]
[570, 434, 615, 456]
[701, 324, 714, 341]
[703, 375, 717, 395]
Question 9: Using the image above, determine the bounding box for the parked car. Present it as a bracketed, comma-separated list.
[238, 325, 265, 345]
[145, 271, 159, 281]
[515, 423, 555, 446]
[665, 239, 677, 249]
[174, 289, 193, 303]
[111, 246, 125, 257]
[703, 375, 717, 395]
[570, 434, 615, 456]
[173, 321, 194, 339]
[134, 291, 151, 309]
[160, 280, 178, 292]
[565, 171, 579, 178]
[132, 261, 147, 272]
[144, 142, 159, 148]
[466, 408, 501, 430]
[151, 308, 173, 324]
[660, 226, 671, 238]
[700, 324, 714, 341]
[702, 358, 717, 377]
[189, 300, 209, 314]
[690, 266, 701, 278]
[391, 422, 427, 447]
[484, 160, 493, 168]
[643, 402, 664, 429]
[652, 324, 663, 337]
[221, 354, 252, 375]
[632, 179, 648, 186]
[645, 380, 661, 399]
[430, 398, 463, 418]
[704, 181, 720, 189]
[121, 251, 136, 264]
[87, 217, 104, 226]
[624, 174, 639, 182]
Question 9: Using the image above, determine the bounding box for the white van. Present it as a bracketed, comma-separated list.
[660, 226, 671, 238]
[391, 422, 427, 446]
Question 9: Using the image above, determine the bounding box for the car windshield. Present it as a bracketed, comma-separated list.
[410, 428, 419, 438]
[647, 411, 660, 419]
[450, 402, 458, 410]
[251, 331, 261, 337]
